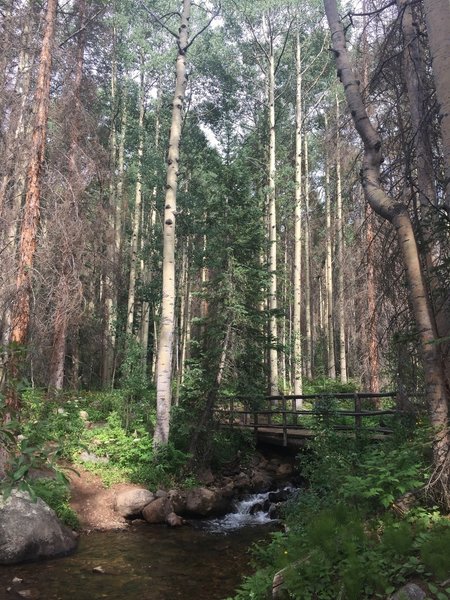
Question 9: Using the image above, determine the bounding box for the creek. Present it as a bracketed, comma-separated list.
[0, 491, 289, 600]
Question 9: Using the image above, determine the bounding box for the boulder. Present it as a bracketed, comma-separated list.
[167, 490, 187, 514]
[390, 583, 427, 600]
[142, 497, 169, 524]
[0, 490, 77, 564]
[114, 488, 155, 518]
[250, 470, 273, 492]
[166, 512, 184, 527]
[185, 487, 225, 516]
[276, 463, 294, 478]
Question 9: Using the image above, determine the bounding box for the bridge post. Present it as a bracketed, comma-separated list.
[282, 395, 287, 447]
[354, 393, 362, 431]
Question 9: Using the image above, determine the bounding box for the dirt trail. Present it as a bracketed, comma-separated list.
[68, 467, 140, 531]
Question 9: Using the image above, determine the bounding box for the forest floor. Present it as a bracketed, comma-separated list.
[68, 466, 139, 531]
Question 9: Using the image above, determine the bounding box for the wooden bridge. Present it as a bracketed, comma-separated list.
[214, 392, 405, 447]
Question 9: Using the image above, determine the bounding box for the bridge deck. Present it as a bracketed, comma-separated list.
[214, 392, 408, 447]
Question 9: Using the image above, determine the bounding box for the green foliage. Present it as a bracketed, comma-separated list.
[302, 377, 358, 395]
[231, 425, 450, 600]
[120, 337, 155, 431]
[31, 478, 79, 529]
[78, 411, 190, 489]
[0, 394, 71, 502]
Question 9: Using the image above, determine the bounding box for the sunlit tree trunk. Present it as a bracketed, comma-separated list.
[324, 0, 450, 507]
[154, 0, 191, 446]
[7, 0, 58, 409]
[268, 48, 279, 396]
[293, 34, 303, 403]
[324, 119, 336, 380]
[304, 136, 313, 380]
[335, 95, 347, 383]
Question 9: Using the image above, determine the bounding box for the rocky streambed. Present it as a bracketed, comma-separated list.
[0, 452, 299, 599]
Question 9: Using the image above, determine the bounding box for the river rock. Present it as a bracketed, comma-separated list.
[114, 488, 155, 518]
[276, 463, 293, 478]
[0, 490, 77, 564]
[390, 583, 427, 600]
[167, 490, 187, 514]
[185, 487, 225, 516]
[250, 470, 273, 492]
[166, 512, 184, 527]
[142, 497, 169, 524]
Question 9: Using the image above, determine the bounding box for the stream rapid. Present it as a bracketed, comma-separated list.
[0, 490, 290, 600]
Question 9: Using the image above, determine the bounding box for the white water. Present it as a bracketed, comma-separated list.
[201, 486, 296, 532]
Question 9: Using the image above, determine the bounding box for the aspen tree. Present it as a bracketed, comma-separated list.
[324, 114, 336, 379]
[268, 39, 279, 396]
[293, 33, 303, 402]
[304, 135, 313, 379]
[154, 0, 191, 446]
[126, 56, 145, 338]
[324, 0, 450, 507]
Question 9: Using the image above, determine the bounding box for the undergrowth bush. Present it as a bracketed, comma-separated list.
[32, 478, 79, 529]
[231, 425, 450, 600]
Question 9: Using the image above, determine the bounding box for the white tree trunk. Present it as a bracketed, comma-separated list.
[293, 35, 303, 403]
[304, 136, 313, 380]
[154, 0, 191, 446]
[268, 50, 279, 396]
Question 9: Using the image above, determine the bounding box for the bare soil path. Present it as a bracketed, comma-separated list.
[68, 466, 141, 531]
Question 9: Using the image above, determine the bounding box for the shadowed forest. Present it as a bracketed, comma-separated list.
[1, 0, 450, 598]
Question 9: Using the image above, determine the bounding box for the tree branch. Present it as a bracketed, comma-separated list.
[185, 3, 221, 51]
[139, 1, 179, 39]
[59, 5, 108, 47]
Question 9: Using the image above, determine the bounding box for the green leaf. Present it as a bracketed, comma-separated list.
[12, 464, 30, 481]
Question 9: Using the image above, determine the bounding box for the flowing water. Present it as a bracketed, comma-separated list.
[0, 491, 288, 600]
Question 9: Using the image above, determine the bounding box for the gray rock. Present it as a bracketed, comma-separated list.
[142, 497, 169, 524]
[166, 512, 184, 527]
[185, 487, 223, 516]
[79, 451, 109, 464]
[114, 488, 154, 518]
[276, 463, 294, 478]
[0, 490, 77, 564]
[167, 490, 187, 514]
[391, 583, 427, 600]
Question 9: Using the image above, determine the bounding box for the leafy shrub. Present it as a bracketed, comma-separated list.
[231, 425, 449, 600]
[32, 478, 79, 529]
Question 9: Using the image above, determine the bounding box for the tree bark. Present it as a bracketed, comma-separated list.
[154, 0, 191, 446]
[324, 0, 450, 506]
[335, 95, 347, 383]
[268, 48, 279, 396]
[7, 0, 58, 409]
[422, 0, 450, 209]
[293, 34, 303, 403]
[304, 136, 313, 380]
[324, 119, 336, 380]
[49, 0, 86, 391]
[126, 57, 145, 338]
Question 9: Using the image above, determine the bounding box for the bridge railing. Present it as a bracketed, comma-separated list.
[213, 392, 403, 445]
